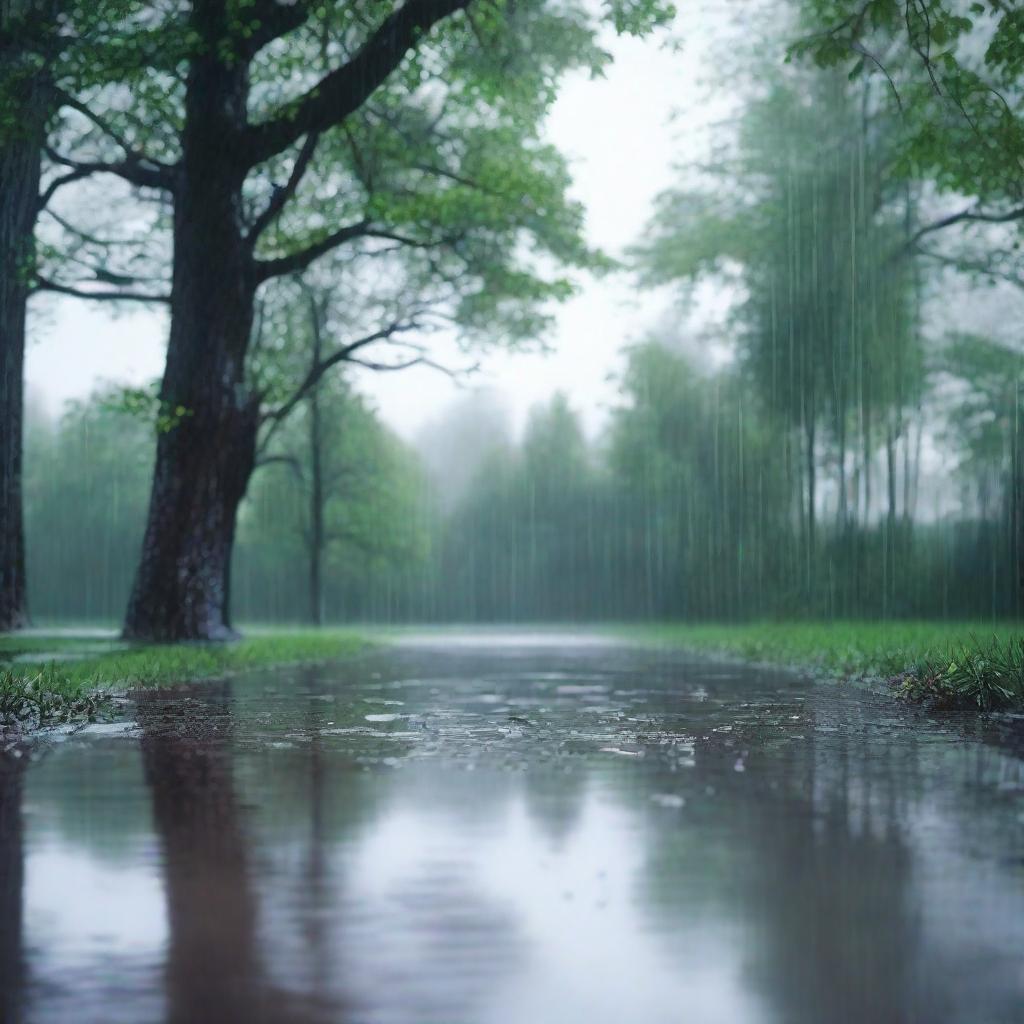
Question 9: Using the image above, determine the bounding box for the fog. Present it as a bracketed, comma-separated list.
[11, 0, 1024, 630]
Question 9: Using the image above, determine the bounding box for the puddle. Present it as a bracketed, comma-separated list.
[4, 636, 1024, 1024]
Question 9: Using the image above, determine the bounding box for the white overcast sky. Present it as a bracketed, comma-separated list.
[25, 3, 736, 442]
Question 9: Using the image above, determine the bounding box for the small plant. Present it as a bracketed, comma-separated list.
[896, 636, 1024, 711]
[0, 666, 107, 730]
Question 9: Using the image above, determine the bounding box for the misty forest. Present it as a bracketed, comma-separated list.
[3, 1, 1024, 1022]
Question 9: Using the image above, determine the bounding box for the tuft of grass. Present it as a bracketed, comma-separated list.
[0, 629, 370, 732]
[896, 635, 1024, 711]
[0, 666, 108, 729]
[623, 620, 1024, 711]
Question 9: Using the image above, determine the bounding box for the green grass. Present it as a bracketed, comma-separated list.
[0, 665, 109, 729]
[625, 620, 1024, 711]
[0, 629, 369, 730]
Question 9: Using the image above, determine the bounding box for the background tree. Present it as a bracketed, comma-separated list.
[633, 69, 924, 612]
[22, 338, 1024, 627]
[791, 0, 1024, 597]
[0, 0, 51, 630]
[607, 341, 793, 619]
[793, 0, 1024, 234]
[0, 0, 174, 631]
[70, 0, 672, 641]
[427, 393, 601, 621]
[21, 380, 426, 626]
[936, 333, 1024, 610]
[414, 390, 514, 514]
[241, 374, 427, 626]
[23, 389, 153, 620]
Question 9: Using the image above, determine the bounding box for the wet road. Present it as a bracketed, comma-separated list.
[2, 631, 1024, 1024]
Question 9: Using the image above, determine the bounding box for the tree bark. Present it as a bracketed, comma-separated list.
[0, 12, 47, 632]
[123, 19, 258, 641]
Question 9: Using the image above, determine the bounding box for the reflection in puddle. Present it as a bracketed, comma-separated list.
[7, 638, 1024, 1023]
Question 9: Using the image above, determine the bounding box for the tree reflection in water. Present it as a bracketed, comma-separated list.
[0, 748, 26, 1024]
[137, 682, 330, 1024]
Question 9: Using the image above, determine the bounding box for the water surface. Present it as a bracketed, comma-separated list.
[3, 632, 1024, 1023]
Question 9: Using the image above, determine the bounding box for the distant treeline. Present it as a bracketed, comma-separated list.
[24, 330, 1022, 625]
[23, 39, 1024, 628]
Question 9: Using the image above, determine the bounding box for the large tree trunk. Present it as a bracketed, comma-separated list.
[0, 17, 46, 632]
[123, 29, 257, 641]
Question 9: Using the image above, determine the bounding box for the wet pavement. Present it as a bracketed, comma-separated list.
[2, 631, 1024, 1024]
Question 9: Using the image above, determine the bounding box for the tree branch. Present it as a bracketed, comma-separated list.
[254, 218, 372, 280]
[916, 246, 1024, 290]
[45, 146, 176, 193]
[255, 220, 462, 280]
[242, 0, 471, 168]
[362, 226, 463, 249]
[264, 318, 419, 424]
[238, 0, 311, 57]
[247, 131, 321, 244]
[346, 352, 470, 377]
[908, 203, 1024, 249]
[36, 167, 94, 212]
[33, 276, 171, 303]
[346, 354, 423, 372]
[40, 208, 141, 247]
[849, 41, 902, 112]
[53, 88, 175, 173]
[411, 161, 490, 192]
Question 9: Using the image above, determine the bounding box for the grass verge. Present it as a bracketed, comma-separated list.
[0, 629, 368, 731]
[625, 621, 1024, 711]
